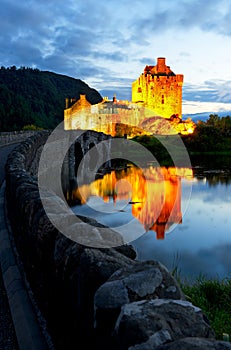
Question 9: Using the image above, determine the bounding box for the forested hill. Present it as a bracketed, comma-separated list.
[0, 66, 103, 131]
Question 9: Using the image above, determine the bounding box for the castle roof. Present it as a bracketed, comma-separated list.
[143, 58, 176, 76]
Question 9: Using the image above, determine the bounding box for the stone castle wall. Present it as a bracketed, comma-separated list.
[64, 102, 153, 136]
[4, 132, 229, 350]
[132, 57, 183, 119]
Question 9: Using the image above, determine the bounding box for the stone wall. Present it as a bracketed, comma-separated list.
[132, 57, 183, 119]
[0, 130, 40, 146]
[4, 132, 231, 350]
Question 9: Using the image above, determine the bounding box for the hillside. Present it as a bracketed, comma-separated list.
[0, 66, 103, 131]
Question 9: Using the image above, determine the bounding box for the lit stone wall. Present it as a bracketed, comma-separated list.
[132, 57, 183, 119]
[64, 59, 196, 136]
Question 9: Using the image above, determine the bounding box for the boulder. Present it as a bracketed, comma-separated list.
[94, 260, 185, 341]
[114, 299, 215, 350]
[155, 337, 231, 350]
[52, 240, 137, 340]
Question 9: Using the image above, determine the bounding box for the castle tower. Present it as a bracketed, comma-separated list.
[132, 57, 183, 119]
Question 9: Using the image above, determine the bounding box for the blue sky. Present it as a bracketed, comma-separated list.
[1, 0, 231, 118]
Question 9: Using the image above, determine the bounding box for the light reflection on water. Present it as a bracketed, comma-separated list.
[71, 164, 231, 280]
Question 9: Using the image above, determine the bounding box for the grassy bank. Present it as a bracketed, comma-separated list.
[177, 276, 231, 340]
[189, 150, 231, 156]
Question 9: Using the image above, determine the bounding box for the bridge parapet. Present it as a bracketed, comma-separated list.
[0, 130, 40, 147]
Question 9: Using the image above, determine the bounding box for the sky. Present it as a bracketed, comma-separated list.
[1, 0, 231, 119]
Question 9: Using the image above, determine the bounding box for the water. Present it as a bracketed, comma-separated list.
[71, 158, 231, 281]
[133, 176, 231, 280]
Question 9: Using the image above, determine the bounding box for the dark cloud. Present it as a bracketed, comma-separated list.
[99, 86, 132, 101]
[136, 57, 158, 66]
[177, 0, 218, 30]
[131, 0, 230, 37]
[204, 80, 231, 102]
[183, 81, 231, 104]
[90, 51, 126, 62]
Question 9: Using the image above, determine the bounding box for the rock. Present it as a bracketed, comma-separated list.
[94, 260, 185, 342]
[155, 337, 231, 350]
[114, 299, 215, 350]
[128, 330, 172, 350]
[52, 240, 137, 340]
[114, 244, 137, 260]
[95, 260, 185, 307]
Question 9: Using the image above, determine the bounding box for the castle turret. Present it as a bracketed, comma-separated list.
[157, 57, 166, 73]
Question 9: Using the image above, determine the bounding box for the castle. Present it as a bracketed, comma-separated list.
[64, 57, 194, 135]
[132, 57, 183, 119]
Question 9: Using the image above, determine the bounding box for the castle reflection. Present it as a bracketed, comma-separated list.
[72, 166, 193, 239]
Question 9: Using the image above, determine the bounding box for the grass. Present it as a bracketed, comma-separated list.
[182, 277, 231, 340]
[189, 150, 231, 156]
[172, 267, 231, 341]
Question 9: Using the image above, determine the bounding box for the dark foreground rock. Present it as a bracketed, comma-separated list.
[94, 260, 185, 342]
[155, 337, 231, 350]
[114, 299, 215, 349]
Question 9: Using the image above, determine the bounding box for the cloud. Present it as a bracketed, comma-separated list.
[183, 80, 231, 104]
[204, 80, 231, 102]
[99, 86, 132, 101]
[183, 101, 231, 116]
[130, 0, 231, 38]
[182, 79, 231, 116]
[1, 0, 231, 116]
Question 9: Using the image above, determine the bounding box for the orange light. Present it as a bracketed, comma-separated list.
[71, 166, 191, 239]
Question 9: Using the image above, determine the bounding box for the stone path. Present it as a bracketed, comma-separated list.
[0, 143, 19, 350]
[0, 143, 20, 184]
[0, 142, 53, 350]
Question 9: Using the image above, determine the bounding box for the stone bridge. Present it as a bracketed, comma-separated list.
[0, 130, 39, 146]
[39, 130, 112, 204]
[67, 129, 111, 178]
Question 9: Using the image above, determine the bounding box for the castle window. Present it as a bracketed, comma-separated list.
[138, 87, 142, 93]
